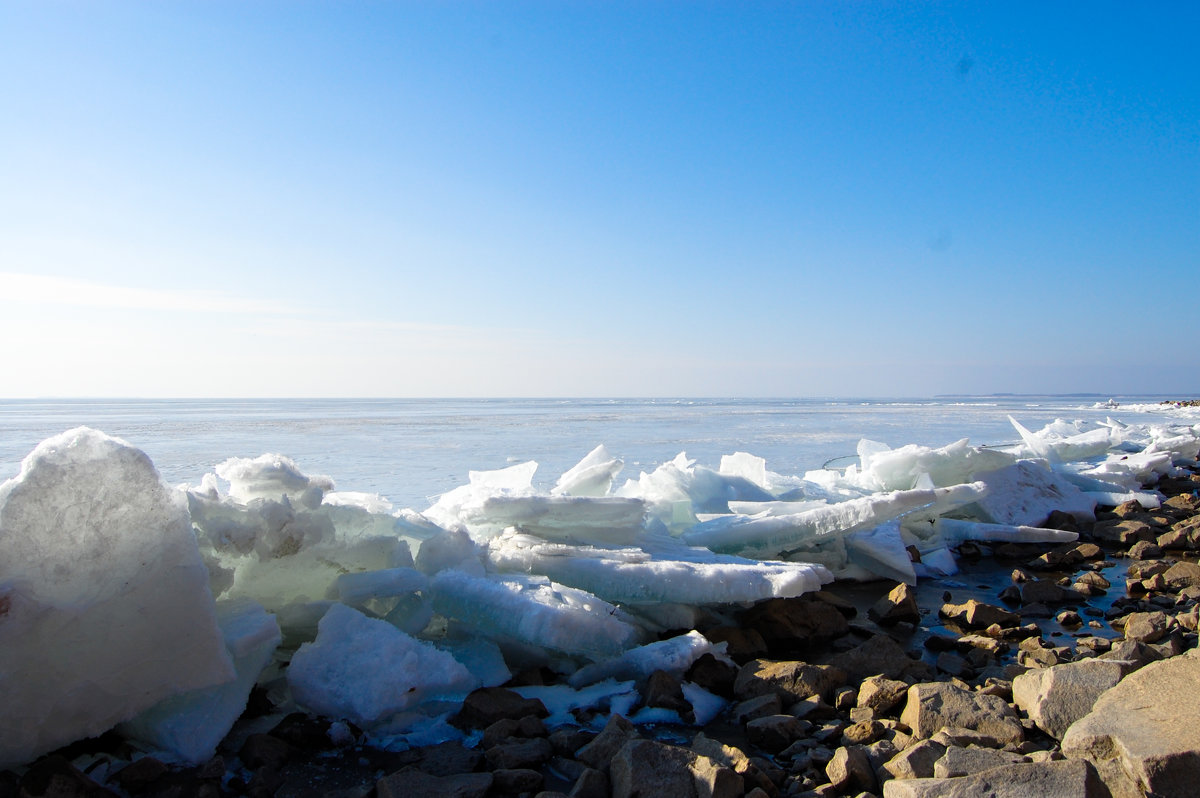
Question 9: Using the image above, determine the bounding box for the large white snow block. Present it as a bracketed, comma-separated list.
[0, 428, 234, 768]
[287, 603, 474, 727]
[120, 599, 281, 764]
[967, 461, 1096, 526]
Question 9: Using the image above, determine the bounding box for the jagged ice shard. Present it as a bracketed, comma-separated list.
[0, 428, 234, 769]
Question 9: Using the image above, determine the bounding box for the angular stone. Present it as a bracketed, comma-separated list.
[899, 683, 1023, 747]
[883, 739, 947, 780]
[731, 693, 783, 725]
[567, 767, 608, 798]
[745, 714, 809, 753]
[1164, 561, 1200, 591]
[610, 739, 742, 798]
[376, 767, 492, 798]
[1062, 652, 1200, 798]
[484, 737, 553, 770]
[939, 599, 1018, 629]
[1122, 611, 1169, 643]
[734, 660, 848, 703]
[879, 759, 1105, 798]
[825, 745, 877, 794]
[1012, 658, 1135, 741]
[932, 746, 1027, 778]
[828, 634, 921, 681]
[869, 582, 921, 626]
[575, 714, 638, 772]
[451, 687, 548, 729]
[740, 598, 850, 654]
[493, 768, 543, 794]
[857, 675, 909, 715]
[1020, 580, 1076, 606]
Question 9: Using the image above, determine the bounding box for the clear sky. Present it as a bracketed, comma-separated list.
[1, 2, 1196, 398]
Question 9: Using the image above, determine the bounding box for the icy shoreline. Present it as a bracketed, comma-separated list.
[1, 413, 1199, 775]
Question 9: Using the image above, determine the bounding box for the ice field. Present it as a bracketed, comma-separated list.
[2, 397, 1199, 766]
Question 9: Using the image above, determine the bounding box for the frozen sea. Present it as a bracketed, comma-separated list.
[1, 396, 1196, 510]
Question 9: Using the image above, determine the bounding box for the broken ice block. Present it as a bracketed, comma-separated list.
[553, 445, 624, 497]
[681, 482, 988, 557]
[966, 460, 1095, 526]
[934, 518, 1079, 544]
[430, 570, 641, 660]
[0, 428, 234, 768]
[469, 495, 647, 544]
[487, 531, 832, 605]
[119, 599, 281, 764]
[287, 603, 474, 727]
[568, 630, 722, 687]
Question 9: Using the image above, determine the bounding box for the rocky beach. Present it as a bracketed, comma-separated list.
[3, 416, 1200, 798]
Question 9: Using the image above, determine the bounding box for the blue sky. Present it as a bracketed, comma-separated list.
[1, 2, 1196, 397]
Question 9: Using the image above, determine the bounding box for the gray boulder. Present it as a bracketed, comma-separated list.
[899, 682, 1023, 747]
[880, 759, 1107, 798]
[1062, 651, 1200, 798]
[609, 739, 742, 798]
[1012, 658, 1135, 740]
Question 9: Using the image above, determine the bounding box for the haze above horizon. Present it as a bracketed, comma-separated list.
[2, 2, 1196, 398]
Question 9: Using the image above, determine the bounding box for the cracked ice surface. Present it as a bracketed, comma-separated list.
[0, 428, 234, 768]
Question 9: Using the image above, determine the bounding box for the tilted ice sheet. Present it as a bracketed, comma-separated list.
[430, 570, 641, 660]
[568, 630, 723, 687]
[468, 495, 647, 544]
[854, 437, 1016, 492]
[681, 482, 988, 558]
[0, 428, 234, 768]
[933, 518, 1079, 544]
[552, 444, 624, 497]
[487, 530, 832, 605]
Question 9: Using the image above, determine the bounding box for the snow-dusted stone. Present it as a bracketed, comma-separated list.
[881, 759, 1105, 798]
[1013, 658, 1135, 741]
[430, 570, 641, 659]
[287, 603, 474, 727]
[967, 461, 1096, 526]
[0, 428, 234, 768]
[899, 683, 1023, 747]
[1061, 652, 1200, 798]
[120, 599, 281, 763]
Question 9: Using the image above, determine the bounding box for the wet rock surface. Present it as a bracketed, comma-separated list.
[5, 463, 1200, 798]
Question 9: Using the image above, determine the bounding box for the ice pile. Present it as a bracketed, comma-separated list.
[1, 417, 1198, 767]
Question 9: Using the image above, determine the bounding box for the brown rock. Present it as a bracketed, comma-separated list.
[828, 633, 923, 681]
[376, 767, 491, 798]
[703, 626, 768, 662]
[857, 675, 909, 715]
[484, 737, 553, 770]
[1121, 611, 1169, 643]
[869, 582, 921, 626]
[745, 715, 809, 753]
[1165, 561, 1200, 591]
[740, 598, 850, 654]
[939, 599, 1019, 629]
[575, 714, 638, 772]
[18, 757, 116, 798]
[451, 687, 548, 729]
[900, 682, 1023, 747]
[734, 659, 848, 703]
[609, 739, 742, 798]
[824, 746, 876, 794]
[686, 653, 737, 698]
